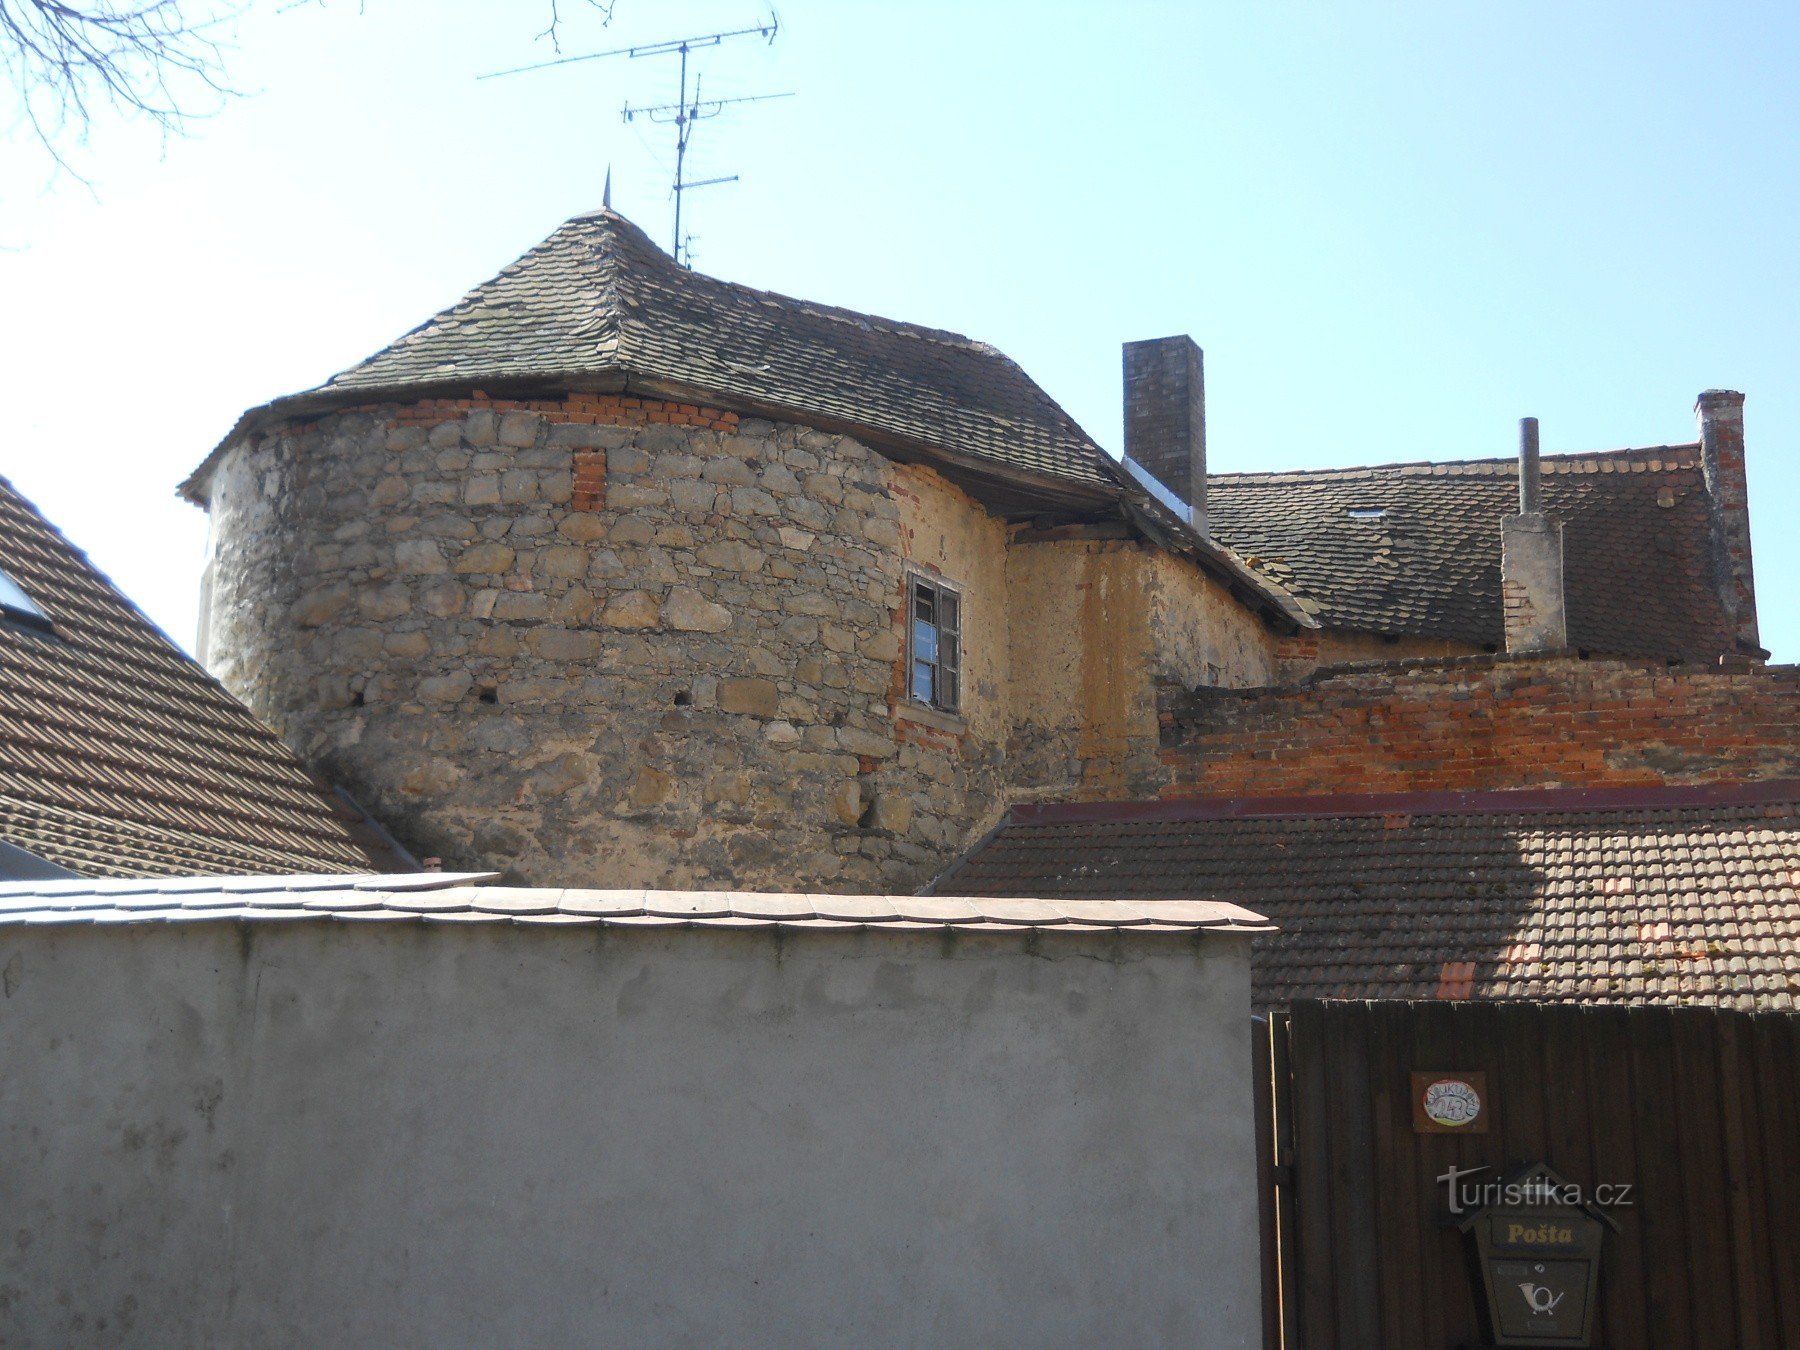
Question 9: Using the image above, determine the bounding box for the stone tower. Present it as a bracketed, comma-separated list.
[185, 210, 1287, 889]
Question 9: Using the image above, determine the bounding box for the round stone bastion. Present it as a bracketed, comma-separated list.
[197, 393, 1002, 891]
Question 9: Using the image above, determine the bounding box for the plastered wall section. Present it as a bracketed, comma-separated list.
[0, 920, 1264, 1349]
[1005, 538, 1278, 800]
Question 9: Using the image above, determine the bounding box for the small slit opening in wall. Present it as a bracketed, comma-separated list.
[477, 686, 498, 705]
[673, 689, 692, 707]
[857, 795, 878, 829]
[349, 689, 365, 707]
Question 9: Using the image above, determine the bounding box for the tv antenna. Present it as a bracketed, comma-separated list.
[480, 15, 792, 268]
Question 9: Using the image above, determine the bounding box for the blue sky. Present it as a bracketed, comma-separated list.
[2, 1, 1794, 659]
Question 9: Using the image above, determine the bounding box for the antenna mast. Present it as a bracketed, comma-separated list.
[480, 16, 790, 268]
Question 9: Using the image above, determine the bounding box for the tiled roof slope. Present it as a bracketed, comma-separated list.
[0, 476, 408, 877]
[936, 784, 1800, 1010]
[311, 209, 1115, 491]
[1207, 445, 1736, 659]
[0, 872, 1271, 935]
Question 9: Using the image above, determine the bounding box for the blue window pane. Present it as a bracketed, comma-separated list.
[911, 661, 935, 704]
[912, 619, 937, 662]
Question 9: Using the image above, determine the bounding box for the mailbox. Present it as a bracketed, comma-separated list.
[1458, 1163, 1606, 1347]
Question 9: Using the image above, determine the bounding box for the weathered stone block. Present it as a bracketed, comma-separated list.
[663, 587, 733, 633]
[869, 792, 913, 835]
[453, 542, 516, 575]
[293, 583, 353, 627]
[394, 540, 447, 575]
[558, 513, 611, 543]
[418, 672, 473, 703]
[530, 628, 602, 661]
[359, 582, 412, 622]
[601, 590, 662, 629]
[608, 483, 669, 510]
[384, 631, 432, 659]
[702, 459, 756, 486]
[718, 678, 780, 717]
[828, 778, 864, 826]
[696, 540, 764, 573]
[536, 545, 589, 580]
[628, 765, 673, 808]
[492, 592, 551, 622]
[498, 411, 542, 447]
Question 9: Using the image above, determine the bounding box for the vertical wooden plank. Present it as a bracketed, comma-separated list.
[1287, 1000, 1337, 1350]
[1322, 1003, 1382, 1343]
[1442, 999, 1503, 1345]
[1753, 1012, 1800, 1346]
[1671, 1008, 1736, 1342]
[1369, 1000, 1425, 1350]
[1494, 1001, 1548, 1164]
[1253, 1016, 1280, 1350]
[1538, 998, 1594, 1190]
[1584, 1006, 1647, 1350]
[1270, 1013, 1302, 1350]
[1409, 1001, 1459, 1348]
[1628, 1007, 1697, 1348]
[1715, 1010, 1772, 1349]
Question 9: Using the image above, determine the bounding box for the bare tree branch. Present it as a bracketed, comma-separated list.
[538, 0, 615, 56]
[1, 0, 619, 174]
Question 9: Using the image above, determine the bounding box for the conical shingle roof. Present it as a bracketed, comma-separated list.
[315, 208, 1115, 490]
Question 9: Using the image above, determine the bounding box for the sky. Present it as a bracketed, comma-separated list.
[2, 0, 1795, 660]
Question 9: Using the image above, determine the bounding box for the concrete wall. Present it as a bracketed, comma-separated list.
[0, 919, 1263, 1348]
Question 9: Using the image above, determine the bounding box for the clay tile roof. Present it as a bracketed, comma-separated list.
[0, 476, 411, 878]
[0, 873, 1272, 935]
[935, 783, 1800, 1011]
[309, 208, 1116, 492]
[1207, 445, 1736, 659]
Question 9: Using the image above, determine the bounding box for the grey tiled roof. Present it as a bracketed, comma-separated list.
[315, 209, 1116, 490]
[1208, 445, 1737, 659]
[0, 476, 410, 878]
[937, 784, 1800, 1010]
[0, 872, 1272, 934]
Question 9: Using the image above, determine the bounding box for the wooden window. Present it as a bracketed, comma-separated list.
[908, 575, 961, 715]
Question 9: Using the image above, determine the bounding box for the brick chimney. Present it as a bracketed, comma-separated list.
[1501, 417, 1568, 653]
[1123, 336, 1206, 533]
[1696, 390, 1760, 655]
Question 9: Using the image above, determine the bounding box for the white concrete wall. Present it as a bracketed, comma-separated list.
[0, 920, 1262, 1348]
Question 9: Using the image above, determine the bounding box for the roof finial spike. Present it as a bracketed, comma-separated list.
[603, 164, 613, 210]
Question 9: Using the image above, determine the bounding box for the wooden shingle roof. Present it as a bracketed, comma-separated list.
[0, 476, 409, 878]
[937, 783, 1800, 1011]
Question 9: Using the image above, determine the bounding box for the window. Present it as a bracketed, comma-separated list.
[908, 574, 961, 715]
[0, 569, 51, 634]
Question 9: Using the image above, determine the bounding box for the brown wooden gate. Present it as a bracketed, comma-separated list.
[1255, 1001, 1800, 1349]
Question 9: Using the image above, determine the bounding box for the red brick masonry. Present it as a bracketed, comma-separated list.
[1159, 652, 1800, 796]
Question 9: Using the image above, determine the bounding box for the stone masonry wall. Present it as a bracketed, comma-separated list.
[1158, 652, 1800, 797]
[201, 395, 1012, 892]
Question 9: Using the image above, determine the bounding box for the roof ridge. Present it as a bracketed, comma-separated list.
[1212, 442, 1702, 483]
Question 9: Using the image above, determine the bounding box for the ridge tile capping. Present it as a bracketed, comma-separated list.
[0, 872, 1274, 935]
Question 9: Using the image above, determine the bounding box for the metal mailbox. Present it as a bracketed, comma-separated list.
[1458, 1163, 1606, 1347]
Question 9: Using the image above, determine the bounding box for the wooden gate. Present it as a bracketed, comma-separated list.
[1255, 1001, 1800, 1348]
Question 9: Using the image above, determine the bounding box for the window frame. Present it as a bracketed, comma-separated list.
[0, 568, 53, 636]
[905, 572, 963, 717]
